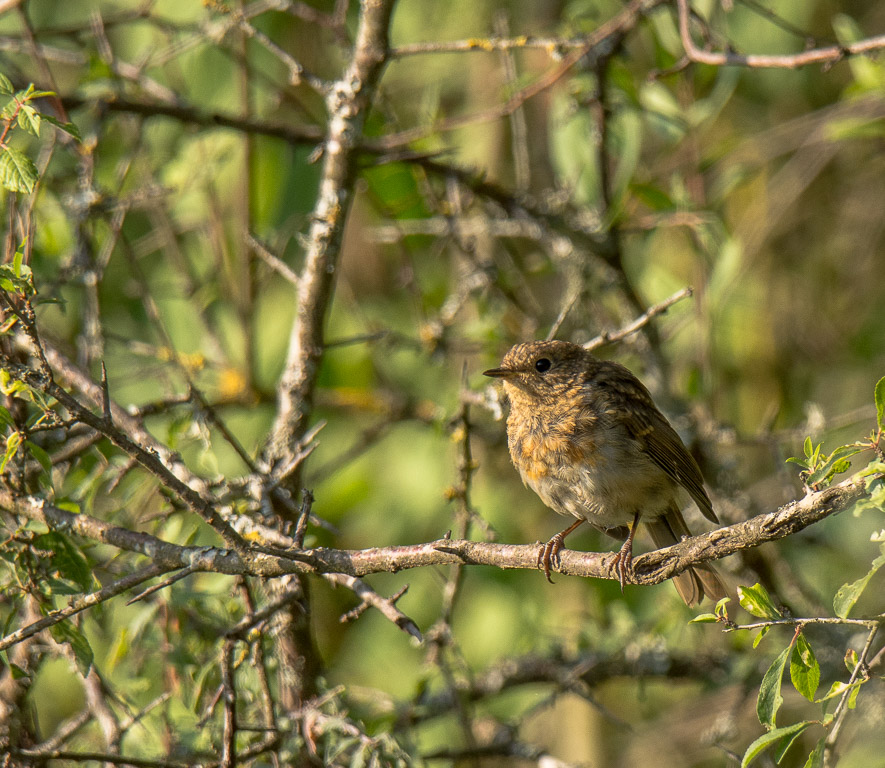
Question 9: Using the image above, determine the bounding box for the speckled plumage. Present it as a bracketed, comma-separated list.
[485, 340, 726, 605]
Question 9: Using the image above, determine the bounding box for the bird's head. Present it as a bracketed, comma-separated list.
[483, 340, 593, 402]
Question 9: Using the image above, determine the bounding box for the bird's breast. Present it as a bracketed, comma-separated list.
[505, 394, 675, 526]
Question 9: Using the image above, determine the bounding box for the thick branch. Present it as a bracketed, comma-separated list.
[264, 0, 396, 489]
[4, 475, 872, 585]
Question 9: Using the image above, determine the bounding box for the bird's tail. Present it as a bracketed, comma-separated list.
[646, 508, 728, 606]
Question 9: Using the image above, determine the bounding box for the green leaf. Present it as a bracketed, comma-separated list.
[876, 376, 885, 432]
[630, 182, 674, 211]
[833, 549, 885, 618]
[773, 719, 815, 763]
[32, 532, 93, 592]
[0, 430, 22, 472]
[0, 73, 13, 95]
[805, 445, 863, 487]
[803, 738, 825, 768]
[739, 583, 783, 620]
[16, 104, 40, 136]
[12, 246, 22, 278]
[40, 114, 82, 142]
[757, 645, 792, 728]
[844, 648, 858, 673]
[9, 662, 29, 679]
[790, 634, 820, 702]
[741, 721, 815, 768]
[847, 683, 861, 710]
[816, 679, 863, 703]
[753, 625, 770, 648]
[49, 620, 93, 677]
[0, 148, 38, 194]
[803, 436, 813, 458]
[690, 613, 718, 623]
[26, 440, 52, 475]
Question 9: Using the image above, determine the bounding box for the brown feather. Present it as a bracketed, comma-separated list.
[646, 509, 728, 606]
[593, 362, 718, 524]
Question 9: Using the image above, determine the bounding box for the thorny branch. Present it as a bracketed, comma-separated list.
[1, 475, 873, 609]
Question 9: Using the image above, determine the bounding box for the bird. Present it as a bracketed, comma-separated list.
[483, 339, 727, 605]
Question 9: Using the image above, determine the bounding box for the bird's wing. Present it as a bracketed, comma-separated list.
[596, 363, 719, 523]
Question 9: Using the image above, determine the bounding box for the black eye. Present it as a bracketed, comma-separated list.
[534, 358, 552, 373]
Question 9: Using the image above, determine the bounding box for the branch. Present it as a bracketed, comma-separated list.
[0, 345, 245, 551]
[4, 474, 873, 585]
[325, 573, 422, 641]
[264, 0, 397, 491]
[676, 0, 885, 69]
[394, 647, 729, 727]
[583, 286, 694, 351]
[0, 564, 167, 652]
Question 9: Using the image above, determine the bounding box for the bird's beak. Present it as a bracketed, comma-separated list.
[483, 366, 516, 379]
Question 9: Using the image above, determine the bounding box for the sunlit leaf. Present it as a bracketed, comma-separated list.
[790, 634, 820, 702]
[805, 445, 863, 487]
[833, 549, 885, 618]
[0, 431, 22, 472]
[816, 679, 864, 703]
[757, 644, 791, 728]
[739, 583, 782, 620]
[741, 721, 815, 768]
[16, 103, 40, 136]
[0, 147, 38, 194]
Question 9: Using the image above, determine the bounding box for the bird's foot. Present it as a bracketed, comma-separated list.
[537, 534, 566, 584]
[608, 538, 635, 592]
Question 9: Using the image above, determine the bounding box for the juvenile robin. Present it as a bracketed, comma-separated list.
[484, 340, 726, 605]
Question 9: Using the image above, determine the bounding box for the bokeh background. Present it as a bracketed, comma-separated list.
[1, 0, 884, 765]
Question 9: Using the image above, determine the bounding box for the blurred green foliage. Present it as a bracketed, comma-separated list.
[0, 0, 883, 766]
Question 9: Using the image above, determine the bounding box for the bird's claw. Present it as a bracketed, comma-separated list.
[538, 534, 566, 584]
[608, 540, 635, 592]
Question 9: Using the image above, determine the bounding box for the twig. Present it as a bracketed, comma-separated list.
[583, 286, 694, 351]
[126, 565, 198, 605]
[220, 639, 238, 768]
[676, 0, 885, 69]
[246, 232, 300, 287]
[4, 337, 246, 550]
[325, 573, 422, 641]
[0, 563, 167, 652]
[293, 488, 313, 547]
[824, 621, 880, 765]
[100, 360, 112, 422]
[376, 0, 661, 151]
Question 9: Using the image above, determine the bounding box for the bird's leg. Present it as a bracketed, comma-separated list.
[608, 511, 641, 592]
[538, 519, 585, 584]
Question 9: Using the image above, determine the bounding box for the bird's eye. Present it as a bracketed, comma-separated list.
[534, 358, 552, 373]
